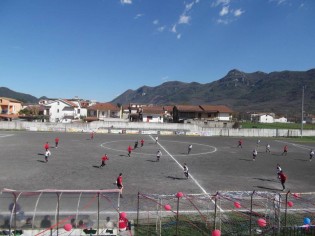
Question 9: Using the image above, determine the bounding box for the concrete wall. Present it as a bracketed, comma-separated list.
[0, 121, 314, 137]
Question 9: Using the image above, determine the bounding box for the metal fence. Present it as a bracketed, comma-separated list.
[1, 190, 314, 236]
[0, 189, 121, 236]
[136, 191, 315, 236]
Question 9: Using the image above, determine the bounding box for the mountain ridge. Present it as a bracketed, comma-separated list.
[0, 87, 39, 104]
[111, 68, 315, 116]
[1, 68, 314, 117]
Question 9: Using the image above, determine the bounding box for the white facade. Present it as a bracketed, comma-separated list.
[97, 110, 120, 120]
[71, 101, 88, 119]
[217, 112, 231, 121]
[259, 114, 274, 123]
[142, 114, 164, 123]
[44, 99, 87, 123]
[274, 117, 287, 123]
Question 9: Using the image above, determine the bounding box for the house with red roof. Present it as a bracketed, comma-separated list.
[87, 103, 120, 121]
[163, 106, 174, 122]
[200, 105, 233, 121]
[142, 106, 164, 123]
[173, 105, 233, 123]
[0, 97, 22, 120]
[173, 105, 204, 123]
[44, 99, 87, 123]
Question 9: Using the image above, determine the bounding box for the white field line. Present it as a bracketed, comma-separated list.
[0, 134, 14, 138]
[150, 135, 223, 212]
[275, 140, 314, 151]
[100, 140, 216, 156]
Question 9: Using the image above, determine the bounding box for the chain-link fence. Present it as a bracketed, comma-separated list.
[1, 190, 314, 235]
[0, 189, 121, 236]
[136, 191, 315, 236]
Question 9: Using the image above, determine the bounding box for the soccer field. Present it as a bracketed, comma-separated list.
[0, 130, 314, 213]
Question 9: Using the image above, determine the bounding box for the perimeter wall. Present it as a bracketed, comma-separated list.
[0, 121, 314, 137]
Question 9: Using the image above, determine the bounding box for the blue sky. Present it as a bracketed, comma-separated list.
[0, 0, 314, 102]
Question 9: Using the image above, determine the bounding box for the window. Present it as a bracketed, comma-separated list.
[77, 109, 80, 114]
[57, 102, 60, 105]
[57, 109, 59, 113]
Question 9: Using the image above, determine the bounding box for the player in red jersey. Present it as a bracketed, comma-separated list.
[55, 137, 59, 148]
[116, 173, 123, 198]
[127, 145, 132, 157]
[100, 154, 109, 168]
[238, 139, 243, 148]
[282, 145, 288, 156]
[279, 171, 287, 191]
[44, 142, 50, 151]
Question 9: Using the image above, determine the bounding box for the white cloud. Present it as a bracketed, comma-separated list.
[219, 6, 229, 16]
[120, 0, 132, 4]
[217, 18, 231, 25]
[171, 24, 177, 33]
[153, 19, 159, 25]
[165, 0, 200, 39]
[185, 2, 195, 11]
[157, 26, 166, 32]
[161, 76, 169, 81]
[269, 0, 287, 5]
[134, 14, 143, 19]
[212, 0, 231, 7]
[234, 8, 244, 17]
[179, 14, 191, 24]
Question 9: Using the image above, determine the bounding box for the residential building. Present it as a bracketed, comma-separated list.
[0, 97, 22, 120]
[173, 105, 233, 123]
[44, 99, 81, 123]
[87, 103, 120, 121]
[274, 117, 288, 123]
[173, 105, 204, 123]
[163, 106, 174, 122]
[142, 106, 164, 123]
[251, 113, 275, 123]
[306, 115, 315, 124]
[200, 105, 233, 121]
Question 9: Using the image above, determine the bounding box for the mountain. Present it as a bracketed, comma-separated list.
[0, 87, 39, 104]
[111, 69, 315, 116]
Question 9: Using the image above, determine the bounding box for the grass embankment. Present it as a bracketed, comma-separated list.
[240, 122, 315, 130]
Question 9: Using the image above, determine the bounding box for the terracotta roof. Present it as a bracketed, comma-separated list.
[62, 99, 78, 108]
[84, 117, 99, 122]
[175, 105, 203, 112]
[0, 97, 22, 103]
[25, 105, 46, 112]
[200, 105, 233, 113]
[89, 103, 119, 111]
[0, 114, 19, 119]
[163, 106, 174, 112]
[121, 105, 139, 111]
[142, 106, 164, 114]
[80, 102, 90, 108]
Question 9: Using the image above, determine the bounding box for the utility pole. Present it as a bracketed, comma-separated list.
[301, 86, 305, 137]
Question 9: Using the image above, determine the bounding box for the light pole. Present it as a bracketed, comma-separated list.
[301, 86, 305, 137]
